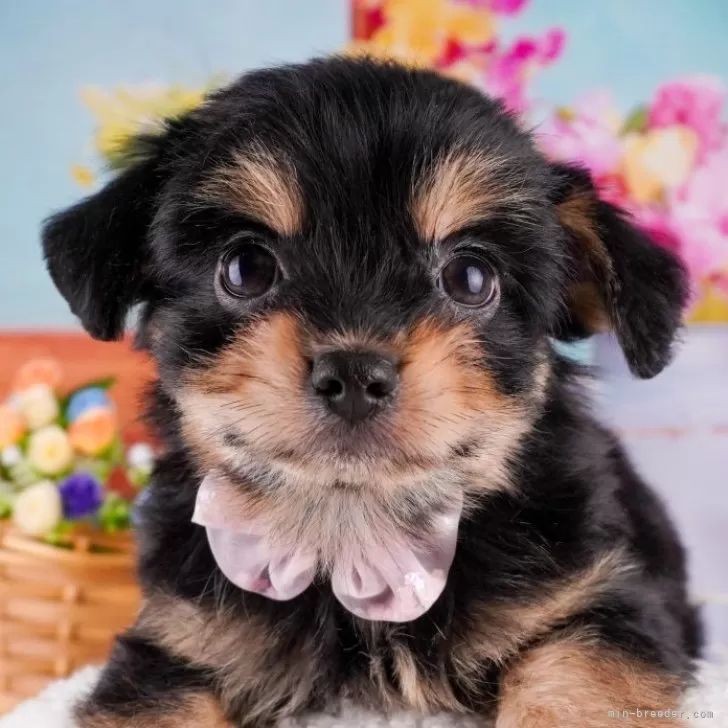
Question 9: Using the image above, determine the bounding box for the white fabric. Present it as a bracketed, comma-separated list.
[193, 473, 463, 622]
[2, 661, 727, 727]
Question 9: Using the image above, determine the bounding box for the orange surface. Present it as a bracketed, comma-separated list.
[0, 332, 155, 441]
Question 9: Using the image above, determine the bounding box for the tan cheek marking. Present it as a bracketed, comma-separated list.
[452, 550, 633, 681]
[196, 312, 305, 395]
[196, 144, 303, 236]
[396, 320, 501, 435]
[497, 636, 686, 728]
[178, 312, 312, 467]
[393, 319, 528, 493]
[411, 149, 534, 242]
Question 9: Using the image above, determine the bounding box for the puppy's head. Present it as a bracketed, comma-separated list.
[43, 59, 687, 517]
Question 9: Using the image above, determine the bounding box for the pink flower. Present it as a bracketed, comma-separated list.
[573, 89, 623, 131]
[649, 76, 726, 160]
[479, 28, 565, 112]
[634, 208, 681, 256]
[667, 145, 728, 284]
[538, 116, 622, 178]
[594, 172, 630, 209]
[538, 89, 624, 176]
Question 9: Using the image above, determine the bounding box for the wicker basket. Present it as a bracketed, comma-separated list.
[0, 525, 140, 712]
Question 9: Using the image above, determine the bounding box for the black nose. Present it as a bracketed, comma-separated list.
[311, 350, 398, 422]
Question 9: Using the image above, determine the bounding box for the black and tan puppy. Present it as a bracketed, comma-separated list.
[43, 58, 700, 727]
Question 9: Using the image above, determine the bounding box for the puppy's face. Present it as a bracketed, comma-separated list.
[43, 59, 687, 518]
[147, 64, 562, 502]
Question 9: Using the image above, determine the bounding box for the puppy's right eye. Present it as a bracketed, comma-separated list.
[221, 244, 279, 298]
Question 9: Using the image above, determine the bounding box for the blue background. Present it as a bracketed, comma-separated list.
[1, 0, 727, 327]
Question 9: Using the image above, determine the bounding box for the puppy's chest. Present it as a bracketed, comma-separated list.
[141, 591, 498, 718]
[230, 607, 496, 718]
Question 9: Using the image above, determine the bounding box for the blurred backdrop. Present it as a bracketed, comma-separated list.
[1, 0, 726, 653]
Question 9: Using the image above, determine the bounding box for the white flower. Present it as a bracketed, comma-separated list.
[1, 446, 23, 468]
[27, 425, 73, 476]
[127, 443, 155, 470]
[13, 481, 62, 537]
[5, 394, 22, 412]
[18, 384, 60, 430]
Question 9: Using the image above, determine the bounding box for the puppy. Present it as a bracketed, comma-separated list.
[43, 58, 701, 727]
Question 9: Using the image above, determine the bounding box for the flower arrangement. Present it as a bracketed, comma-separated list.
[349, 0, 563, 114]
[352, 0, 728, 322]
[539, 79, 728, 321]
[0, 358, 154, 544]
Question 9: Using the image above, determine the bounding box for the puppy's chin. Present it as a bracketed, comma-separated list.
[223, 435, 456, 493]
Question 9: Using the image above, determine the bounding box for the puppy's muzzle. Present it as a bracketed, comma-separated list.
[310, 350, 398, 423]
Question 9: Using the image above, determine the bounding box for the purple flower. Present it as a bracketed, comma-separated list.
[59, 472, 103, 519]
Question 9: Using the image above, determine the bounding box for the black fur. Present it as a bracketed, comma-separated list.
[42, 58, 699, 726]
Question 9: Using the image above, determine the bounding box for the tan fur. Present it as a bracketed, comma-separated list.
[140, 594, 464, 718]
[177, 314, 535, 494]
[197, 144, 303, 235]
[77, 692, 232, 728]
[390, 643, 464, 714]
[557, 189, 615, 334]
[179, 311, 312, 478]
[557, 191, 608, 265]
[497, 635, 686, 728]
[136, 552, 637, 721]
[411, 150, 535, 242]
[175, 314, 541, 571]
[452, 550, 634, 685]
[393, 319, 537, 497]
[137, 594, 320, 725]
[569, 281, 611, 333]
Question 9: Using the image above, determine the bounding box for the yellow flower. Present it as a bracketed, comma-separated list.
[621, 126, 698, 205]
[13, 481, 62, 537]
[688, 282, 728, 323]
[353, 0, 495, 68]
[447, 4, 495, 45]
[80, 82, 215, 167]
[28, 425, 73, 476]
[18, 384, 60, 430]
[71, 164, 96, 188]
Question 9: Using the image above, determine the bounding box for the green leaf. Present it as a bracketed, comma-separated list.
[620, 105, 649, 135]
[8, 460, 42, 489]
[127, 466, 152, 490]
[106, 436, 125, 466]
[44, 520, 74, 548]
[73, 457, 112, 484]
[99, 493, 131, 533]
[0, 483, 13, 518]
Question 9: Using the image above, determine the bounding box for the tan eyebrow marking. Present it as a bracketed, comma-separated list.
[411, 149, 535, 242]
[196, 144, 303, 236]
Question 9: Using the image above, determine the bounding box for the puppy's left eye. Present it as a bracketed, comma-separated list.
[221, 243, 279, 298]
[439, 252, 498, 308]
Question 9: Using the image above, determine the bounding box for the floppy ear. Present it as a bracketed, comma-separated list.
[550, 163, 689, 379]
[42, 135, 173, 341]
